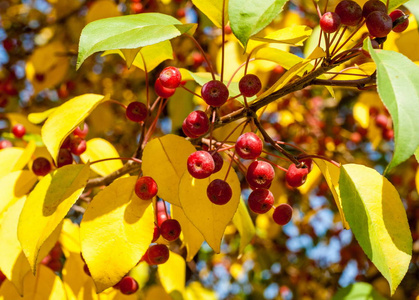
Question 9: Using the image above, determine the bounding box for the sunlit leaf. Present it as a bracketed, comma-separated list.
[172, 205, 204, 262]
[77, 13, 196, 69]
[42, 94, 108, 163]
[80, 138, 126, 177]
[333, 282, 386, 300]
[0, 265, 66, 300]
[59, 219, 81, 256]
[313, 159, 349, 229]
[192, 0, 228, 28]
[339, 164, 412, 295]
[28, 108, 57, 125]
[185, 282, 217, 300]
[0, 171, 37, 217]
[158, 251, 185, 296]
[404, 1, 419, 33]
[80, 176, 154, 292]
[367, 39, 419, 173]
[228, 0, 288, 49]
[62, 252, 89, 300]
[0, 148, 24, 178]
[384, 0, 411, 12]
[251, 25, 312, 46]
[142, 134, 196, 206]
[232, 199, 255, 254]
[179, 164, 241, 253]
[18, 163, 90, 273]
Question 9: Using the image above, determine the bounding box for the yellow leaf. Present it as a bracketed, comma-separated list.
[18, 163, 90, 273]
[172, 205, 204, 262]
[62, 252, 90, 300]
[232, 199, 255, 255]
[0, 148, 24, 178]
[0, 265, 66, 300]
[339, 164, 412, 295]
[185, 282, 217, 300]
[158, 251, 185, 296]
[353, 91, 383, 129]
[0, 171, 37, 216]
[28, 108, 57, 124]
[59, 219, 81, 256]
[42, 94, 108, 163]
[313, 159, 349, 229]
[142, 134, 196, 206]
[252, 25, 312, 46]
[298, 163, 322, 195]
[80, 138, 125, 177]
[191, 0, 228, 28]
[179, 163, 241, 253]
[80, 176, 154, 293]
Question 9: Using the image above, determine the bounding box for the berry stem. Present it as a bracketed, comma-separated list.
[258, 156, 288, 172]
[107, 99, 127, 110]
[211, 119, 248, 154]
[330, 26, 347, 55]
[296, 154, 340, 167]
[180, 84, 203, 98]
[186, 34, 216, 80]
[224, 122, 248, 181]
[90, 157, 142, 165]
[226, 58, 256, 89]
[261, 150, 291, 161]
[331, 20, 366, 56]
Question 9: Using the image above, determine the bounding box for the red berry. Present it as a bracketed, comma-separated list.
[299, 158, 313, 172]
[119, 276, 139, 295]
[224, 25, 232, 34]
[70, 137, 87, 156]
[61, 136, 71, 149]
[207, 179, 232, 205]
[335, 0, 363, 26]
[239, 74, 262, 97]
[156, 201, 168, 227]
[362, 0, 387, 18]
[73, 123, 89, 138]
[152, 225, 160, 243]
[235, 132, 263, 160]
[375, 114, 388, 128]
[366, 11, 392, 37]
[57, 149, 73, 168]
[126, 102, 148, 122]
[201, 80, 229, 107]
[155, 78, 176, 98]
[285, 163, 309, 188]
[187, 151, 215, 179]
[0, 140, 12, 149]
[211, 151, 224, 174]
[248, 188, 274, 214]
[160, 219, 181, 241]
[320, 12, 341, 33]
[390, 9, 409, 32]
[12, 124, 26, 138]
[246, 161, 275, 189]
[183, 110, 210, 137]
[32, 157, 52, 176]
[135, 176, 158, 200]
[182, 119, 200, 138]
[159, 67, 182, 89]
[146, 244, 170, 265]
[272, 203, 293, 225]
[382, 128, 394, 140]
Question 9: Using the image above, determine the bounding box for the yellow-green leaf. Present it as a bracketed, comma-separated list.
[0, 171, 37, 217]
[313, 159, 349, 229]
[172, 205, 204, 262]
[158, 251, 185, 296]
[232, 199, 255, 254]
[80, 138, 125, 177]
[42, 94, 108, 163]
[192, 0, 228, 28]
[339, 164, 412, 295]
[80, 176, 154, 293]
[179, 164, 240, 253]
[252, 25, 312, 46]
[0, 265, 66, 300]
[142, 134, 196, 206]
[18, 163, 90, 273]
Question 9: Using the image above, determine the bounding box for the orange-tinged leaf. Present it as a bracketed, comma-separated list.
[0, 171, 37, 216]
[158, 251, 185, 296]
[42, 94, 108, 163]
[0, 265, 66, 300]
[80, 176, 154, 293]
[179, 164, 240, 253]
[339, 164, 412, 295]
[232, 199, 255, 255]
[142, 134, 196, 206]
[313, 159, 349, 229]
[18, 163, 90, 273]
[80, 138, 126, 177]
[62, 252, 90, 300]
[171, 205, 204, 262]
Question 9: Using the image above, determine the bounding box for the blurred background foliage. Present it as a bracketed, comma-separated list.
[0, 0, 418, 299]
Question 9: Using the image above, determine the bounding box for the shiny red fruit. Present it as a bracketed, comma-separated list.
[272, 203, 293, 225]
[187, 151, 215, 179]
[183, 110, 210, 136]
[362, 0, 387, 18]
[159, 66, 182, 89]
[390, 9, 409, 32]
[160, 219, 181, 241]
[155, 78, 176, 98]
[70, 137, 87, 156]
[12, 124, 26, 138]
[239, 74, 262, 97]
[366, 11, 392, 37]
[235, 132, 263, 160]
[246, 161, 275, 189]
[211, 151, 224, 174]
[135, 176, 158, 200]
[248, 188, 274, 214]
[146, 244, 170, 265]
[285, 164, 309, 188]
[57, 149, 73, 168]
[207, 179, 232, 205]
[126, 102, 148, 122]
[119, 276, 139, 295]
[73, 123, 89, 138]
[320, 12, 341, 33]
[32, 157, 52, 176]
[201, 80, 229, 107]
[335, 0, 363, 26]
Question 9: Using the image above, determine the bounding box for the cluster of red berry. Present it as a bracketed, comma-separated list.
[320, 0, 409, 38]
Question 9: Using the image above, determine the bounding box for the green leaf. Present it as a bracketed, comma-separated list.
[77, 13, 196, 69]
[339, 164, 412, 295]
[228, 0, 288, 49]
[251, 25, 312, 46]
[333, 283, 386, 300]
[383, 0, 411, 12]
[367, 39, 419, 173]
[404, 1, 419, 33]
[191, 0, 229, 28]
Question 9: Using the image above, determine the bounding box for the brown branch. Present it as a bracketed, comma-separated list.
[85, 161, 141, 189]
[311, 73, 376, 88]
